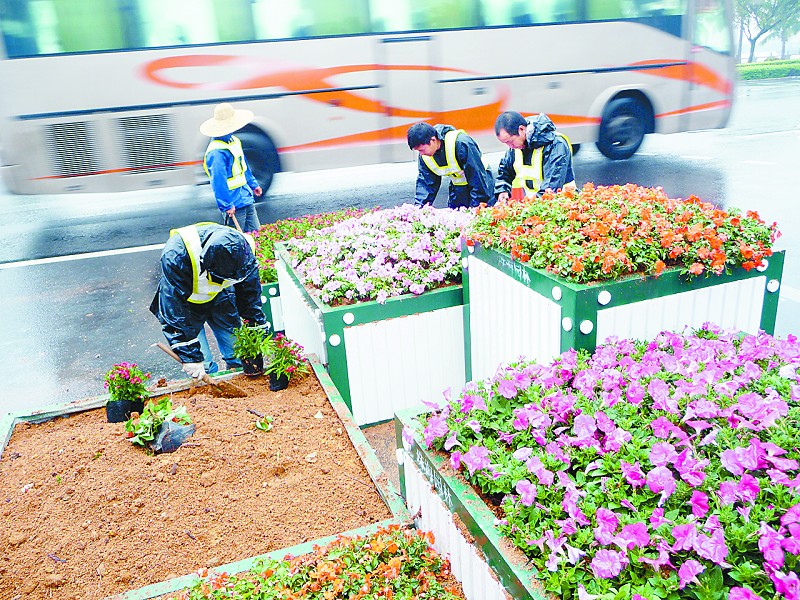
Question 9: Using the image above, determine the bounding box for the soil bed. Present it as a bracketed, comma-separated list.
[0, 374, 392, 599]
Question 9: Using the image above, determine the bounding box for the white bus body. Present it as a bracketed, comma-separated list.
[0, 0, 735, 195]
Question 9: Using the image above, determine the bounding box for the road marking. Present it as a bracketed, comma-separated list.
[0, 243, 165, 270]
[682, 155, 713, 160]
[780, 285, 800, 304]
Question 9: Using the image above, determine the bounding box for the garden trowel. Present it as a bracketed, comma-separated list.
[153, 342, 247, 398]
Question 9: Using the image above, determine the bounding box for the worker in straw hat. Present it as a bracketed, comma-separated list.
[200, 103, 263, 232]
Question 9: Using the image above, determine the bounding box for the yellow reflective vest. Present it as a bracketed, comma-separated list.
[421, 129, 468, 185]
[203, 136, 248, 190]
[511, 132, 573, 197]
[172, 223, 255, 304]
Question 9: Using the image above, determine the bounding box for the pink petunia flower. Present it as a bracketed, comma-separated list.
[693, 528, 730, 566]
[758, 521, 785, 569]
[728, 587, 763, 600]
[614, 522, 650, 550]
[515, 479, 537, 507]
[462, 445, 490, 476]
[646, 466, 677, 498]
[690, 490, 710, 518]
[621, 461, 646, 488]
[678, 559, 705, 589]
[590, 549, 625, 579]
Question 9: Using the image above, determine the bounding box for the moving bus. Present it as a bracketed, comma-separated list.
[0, 0, 735, 195]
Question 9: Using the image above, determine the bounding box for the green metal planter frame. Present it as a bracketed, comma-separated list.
[1, 359, 410, 600]
[275, 243, 464, 412]
[395, 407, 552, 600]
[462, 245, 785, 380]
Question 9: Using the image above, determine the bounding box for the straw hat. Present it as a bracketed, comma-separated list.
[200, 103, 254, 137]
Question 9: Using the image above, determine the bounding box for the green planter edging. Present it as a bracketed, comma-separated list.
[0, 359, 410, 599]
[396, 406, 552, 600]
[276, 243, 465, 415]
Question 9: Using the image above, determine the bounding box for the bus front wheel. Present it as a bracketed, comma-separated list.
[596, 98, 647, 160]
[238, 131, 281, 199]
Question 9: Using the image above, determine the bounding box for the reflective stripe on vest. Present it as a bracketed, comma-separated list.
[421, 129, 468, 185]
[171, 224, 256, 304]
[511, 132, 573, 197]
[203, 135, 248, 190]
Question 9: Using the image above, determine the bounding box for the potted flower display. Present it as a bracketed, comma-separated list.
[275, 204, 473, 425]
[262, 332, 309, 391]
[173, 525, 465, 599]
[400, 325, 800, 600]
[232, 322, 268, 376]
[462, 183, 784, 381]
[103, 362, 151, 423]
[252, 208, 376, 333]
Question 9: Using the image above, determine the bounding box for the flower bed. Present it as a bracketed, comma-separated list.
[169, 525, 465, 600]
[408, 326, 800, 600]
[462, 184, 784, 381]
[276, 205, 472, 426]
[253, 208, 374, 332]
[0, 359, 410, 599]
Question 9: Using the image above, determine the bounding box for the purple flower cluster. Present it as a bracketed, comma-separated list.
[286, 204, 472, 305]
[421, 325, 800, 599]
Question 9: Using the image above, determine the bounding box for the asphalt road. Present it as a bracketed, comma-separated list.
[1, 79, 798, 414]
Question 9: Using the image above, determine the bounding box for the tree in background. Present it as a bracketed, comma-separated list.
[767, 11, 800, 59]
[734, 0, 800, 62]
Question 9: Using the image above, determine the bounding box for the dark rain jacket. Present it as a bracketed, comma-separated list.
[149, 223, 266, 364]
[495, 114, 575, 198]
[415, 124, 494, 209]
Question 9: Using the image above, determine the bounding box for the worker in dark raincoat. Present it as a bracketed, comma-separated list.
[150, 222, 268, 379]
[494, 112, 576, 202]
[407, 123, 494, 209]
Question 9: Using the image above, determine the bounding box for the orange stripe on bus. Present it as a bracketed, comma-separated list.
[656, 99, 732, 118]
[629, 59, 732, 95]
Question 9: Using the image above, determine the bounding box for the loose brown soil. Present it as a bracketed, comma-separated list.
[0, 374, 393, 599]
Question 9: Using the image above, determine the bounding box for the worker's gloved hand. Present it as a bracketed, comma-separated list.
[182, 362, 206, 379]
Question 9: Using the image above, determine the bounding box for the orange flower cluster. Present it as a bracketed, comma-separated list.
[175, 526, 461, 600]
[466, 183, 779, 284]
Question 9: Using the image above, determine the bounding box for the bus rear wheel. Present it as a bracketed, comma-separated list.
[238, 131, 280, 199]
[596, 98, 647, 160]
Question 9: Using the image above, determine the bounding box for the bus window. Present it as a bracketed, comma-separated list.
[408, 0, 480, 29]
[252, 0, 302, 39]
[137, 0, 219, 47]
[293, 0, 370, 37]
[585, 0, 629, 20]
[0, 0, 38, 56]
[51, 0, 126, 52]
[370, 0, 414, 33]
[694, 0, 731, 54]
[478, 0, 579, 26]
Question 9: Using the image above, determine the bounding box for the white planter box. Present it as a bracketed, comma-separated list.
[464, 246, 785, 381]
[276, 246, 466, 426]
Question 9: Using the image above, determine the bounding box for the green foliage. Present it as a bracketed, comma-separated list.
[172, 526, 462, 600]
[232, 323, 268, 360]
[124, 396, 192, 447]
[104, 362, 150, 403]
[737, 59, 800, 79]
